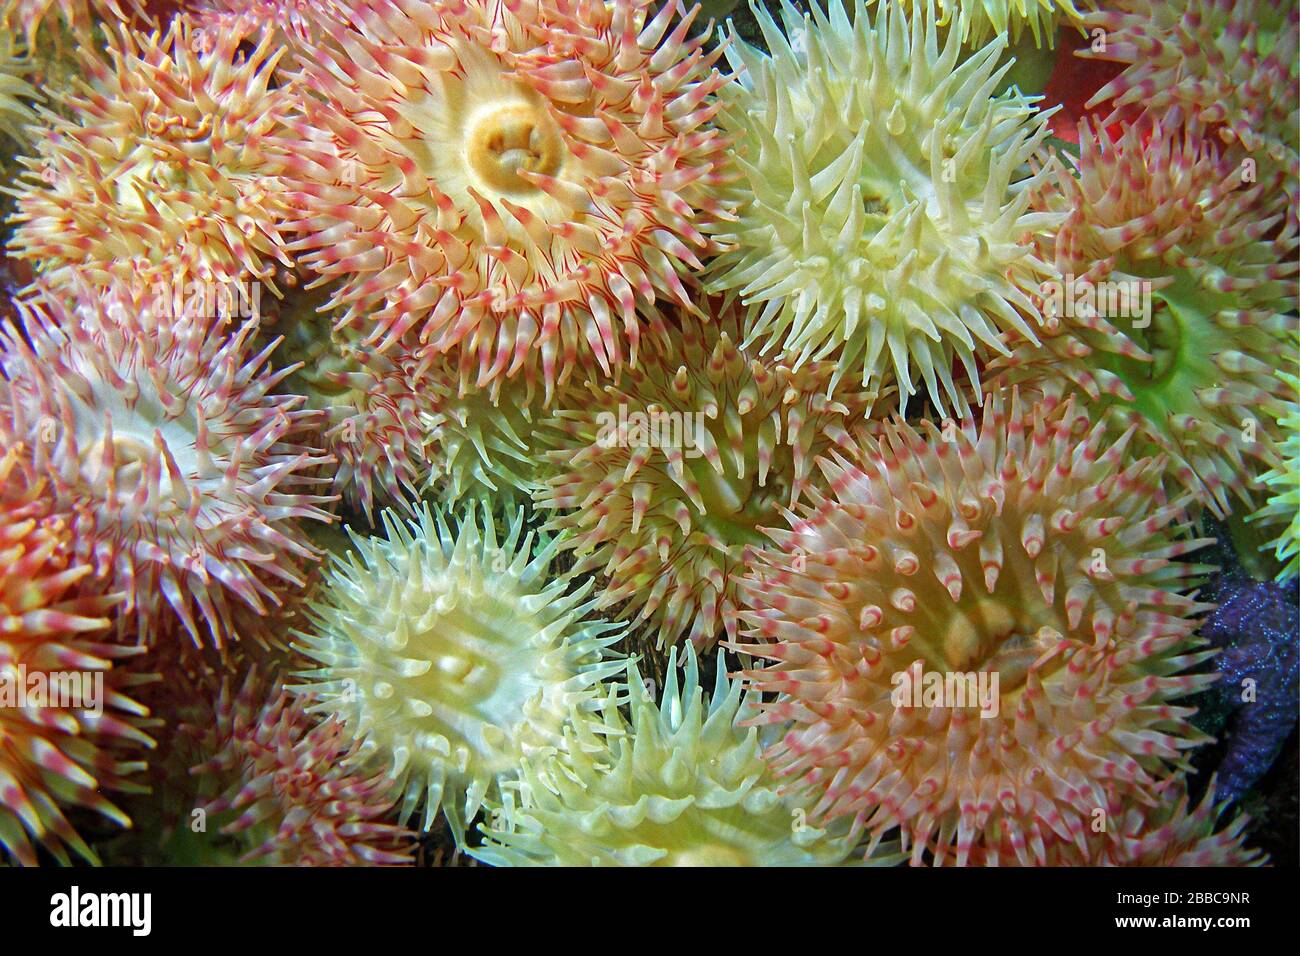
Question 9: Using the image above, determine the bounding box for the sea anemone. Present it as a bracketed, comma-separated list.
[0, 42, 37, 144]
[706, 0, 1058, 414]
[284, 0, 734, 400]
[292, 502, 626, 840]
[0, 1, 138, 49]
[534, 299, 879, 650]
[472, 644, 881, 866]
[266, 294, 547, 519]
[993, 113, 1300, 517]
[943, 774, 1264, 864]
[916, 0, 1091, 47]
[0, 442, 154, 866]
[1006, 776, 1263, 865]
[0, 278, 335, 648]
[420, 353, 547, 507]
[1080, 0, 1299, 210]
[332, 346, 547, 518]
[736, 391, 1220, 866]
[7, 16, 299, 297]
[1250, 330, 1300, 580]
[262, 298, 431, 521]
[185, 669, 417, 865]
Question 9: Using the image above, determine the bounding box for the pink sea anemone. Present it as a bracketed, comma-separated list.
[0, 278, 336, 648]
[1068, 776, 1262, 865]
[0, 442, 154, 866]
[191, 0, 340, 48]
[957, 774, 1264, 865]
[1080, 0, 1298, 214]
[737, 392, 1219, 865]
[994, 113, 1299, 517]
[186, 669, 416, 865]
[7, 16, 300, 298]
[0, 1, 139, 48]
[284, 0, 734, 400]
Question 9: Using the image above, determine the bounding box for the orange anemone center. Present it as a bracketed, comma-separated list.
[466, 102, 564, 195]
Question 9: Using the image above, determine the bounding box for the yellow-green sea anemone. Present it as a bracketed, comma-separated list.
[1250, 328, 1300, 581]
[0, 1, 135, 50]
[927, 0, 1090, 47]
[292, 502, 626, 841]
[472, 644, 895, 866]
[0, 42, 36, 144]
[707, 0, 1059, 414]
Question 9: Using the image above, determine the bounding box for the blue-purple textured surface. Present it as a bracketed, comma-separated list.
[1202, 563, 1299, 805]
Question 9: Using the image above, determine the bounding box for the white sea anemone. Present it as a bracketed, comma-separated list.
[0, 278, 335, 647]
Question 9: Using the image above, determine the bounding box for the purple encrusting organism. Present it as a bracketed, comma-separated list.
[1201, 570, 1299, 804]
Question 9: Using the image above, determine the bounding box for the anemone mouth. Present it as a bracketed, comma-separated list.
[349, 564, 565, 770]
[1100, 274, 1190, 391]
[71, 382, 203, 506]
[85, 434, 160, 498]
[1095, 270, 1228, 418]
[115, 146, 189, 212]
[923, 594, 1063, 702]
[860, 188, 892, 222]
[1131, 299, 1183, 384]
[433, 648, 496, 689]
[684, 453, 785, 550]
[465, 99, 565, 197]
[426, 635, 505, 705]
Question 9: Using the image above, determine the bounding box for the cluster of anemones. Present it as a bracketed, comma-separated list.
[0, 0, 1290, 870]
